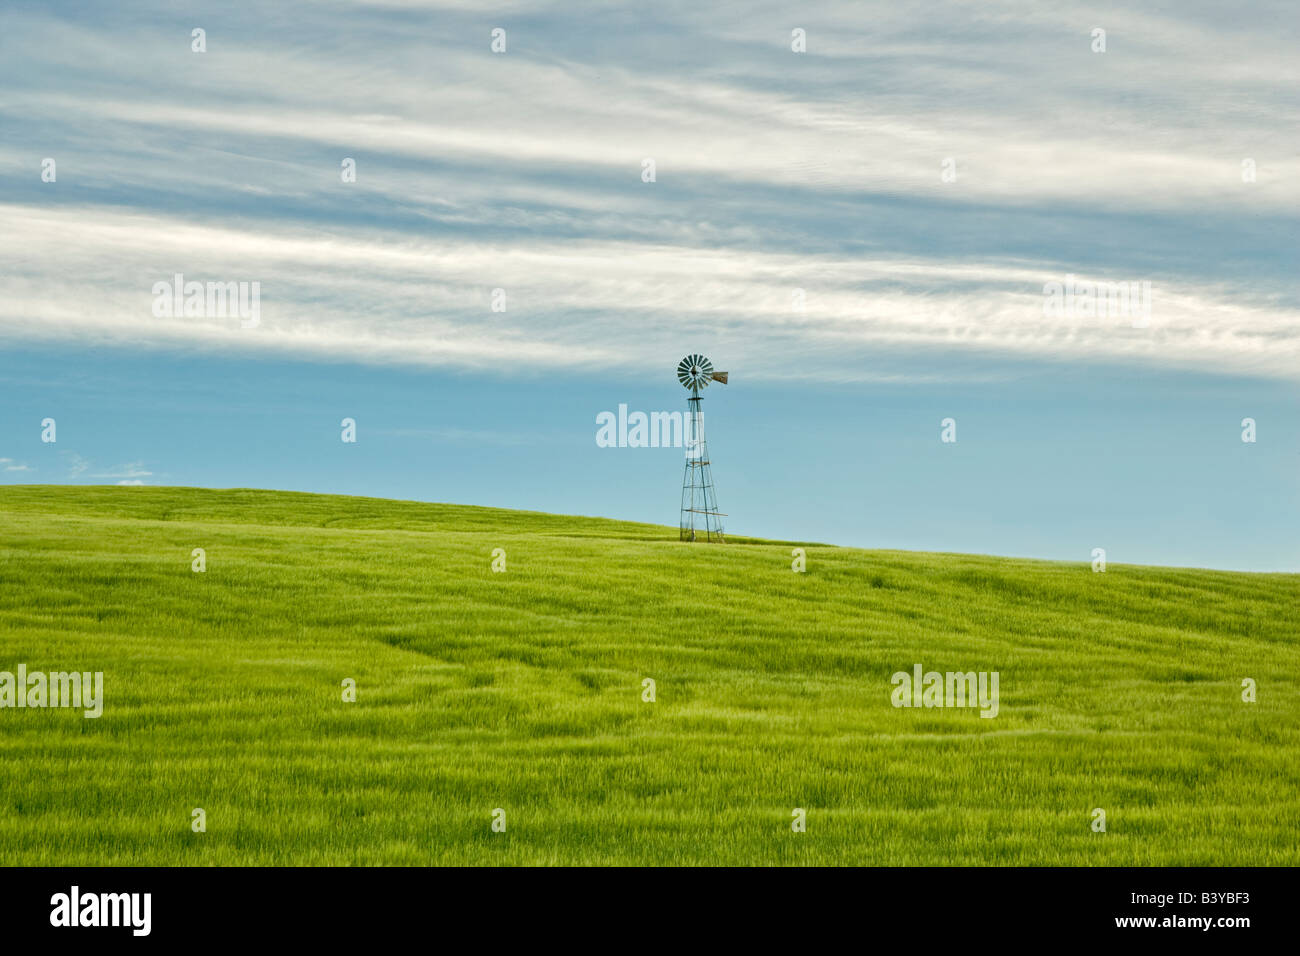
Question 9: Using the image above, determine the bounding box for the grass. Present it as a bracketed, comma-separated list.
[0, 484, 1296, 866]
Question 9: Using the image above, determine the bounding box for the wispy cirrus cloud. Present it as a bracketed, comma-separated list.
[0, 0, 1295, 383]
[90, 462, 153, 480]
[3, 202, 1296, 382]
[62, 452, 90, 478]
[54, 452, 152, 482]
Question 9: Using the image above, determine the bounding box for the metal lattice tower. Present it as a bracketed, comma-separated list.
[677, 354, 728, 542]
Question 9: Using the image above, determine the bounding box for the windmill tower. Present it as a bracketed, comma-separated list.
[677, 354, 728, 542]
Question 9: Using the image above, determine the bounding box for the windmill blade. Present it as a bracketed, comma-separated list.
[711, 371, 728, 384]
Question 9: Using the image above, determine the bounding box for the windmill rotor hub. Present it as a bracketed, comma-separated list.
[676, 353, 714, 391]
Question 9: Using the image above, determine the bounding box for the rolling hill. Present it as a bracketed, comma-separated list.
[0, 485, 1296, 865]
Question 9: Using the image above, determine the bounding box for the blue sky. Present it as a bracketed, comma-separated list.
[1, 1, 1297, 570]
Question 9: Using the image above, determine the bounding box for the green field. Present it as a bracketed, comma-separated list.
[0, 485, 1296, 865]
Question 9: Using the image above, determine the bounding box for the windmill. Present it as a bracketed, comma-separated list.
[677, 354, 728, 542]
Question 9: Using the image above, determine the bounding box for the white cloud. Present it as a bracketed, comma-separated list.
[63, 453, 90, 478]
[91, 462, 153, 480]
[1, 203, 1296, 382]
[53, 453, 153, 481]
[0, 2, 1294, 384]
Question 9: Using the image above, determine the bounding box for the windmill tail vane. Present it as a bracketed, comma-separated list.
[677, 354, 728, 542]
